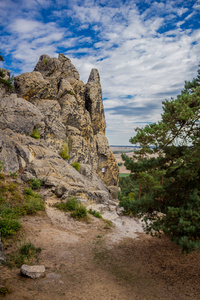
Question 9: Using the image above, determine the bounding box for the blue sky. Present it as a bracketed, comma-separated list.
[0, 0, 200, 145]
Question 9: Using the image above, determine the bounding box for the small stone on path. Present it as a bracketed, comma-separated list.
[20, 264, 46, 279]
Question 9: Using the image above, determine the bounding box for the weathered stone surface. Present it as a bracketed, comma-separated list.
[20, 264, 45, 279]
[0, 53, 119, 207]
[85, 69, 106, 135]
[0, 94, 45, 135]
[108, 186, 120, 200]
[95, 133, 119, 186]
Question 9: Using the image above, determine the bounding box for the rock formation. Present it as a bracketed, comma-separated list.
[0, 54, 119, 204]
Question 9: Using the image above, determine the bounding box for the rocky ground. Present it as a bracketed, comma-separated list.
[1, 193, 200, 300]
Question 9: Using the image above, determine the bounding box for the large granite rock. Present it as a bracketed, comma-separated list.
[0, 53, 118, 205]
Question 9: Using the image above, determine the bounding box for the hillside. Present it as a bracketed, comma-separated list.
[0, 55, 200, 300]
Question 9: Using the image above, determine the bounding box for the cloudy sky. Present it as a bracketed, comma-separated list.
[0, 0, 200, 145]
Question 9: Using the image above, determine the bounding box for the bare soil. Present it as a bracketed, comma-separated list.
[1, 194, 200, 300]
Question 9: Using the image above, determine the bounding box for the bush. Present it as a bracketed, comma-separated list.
[7, 242, 41, 268]
[71, 204, 87, 220]
[0, 286, 10, 296]
[0, 217, 21, 237]
[88, 209, 102, 218]
[30, 128, 40, 139]
[0, 181, 44, 238]
[54, 197, 78, 211]
[72, 162, 81, 172]
[0, 160, 3, 172]
[22, 196, 45, 215]
[28, 178, 43, 189]
[54, 197, 88, 221]
[9, 171, 18, 179]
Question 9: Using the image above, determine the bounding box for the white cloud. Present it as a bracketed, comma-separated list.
[1, 0, 200, 145]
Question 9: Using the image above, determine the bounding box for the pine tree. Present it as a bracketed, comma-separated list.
[122, 67, 200, 253]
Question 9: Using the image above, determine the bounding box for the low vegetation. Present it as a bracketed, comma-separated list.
[53, 197, 88, 220]
[28, 178, 43, 189]
[72, 162, 81, 172]
[53, 198, 111, 227]
[30, 127, 40, 139]
[6, 241, 41, 268]
[0, 168, 45, 239]
[60, 143, 70, 160]
[0, 286, 10, 296]
[88, 208, 102, 218]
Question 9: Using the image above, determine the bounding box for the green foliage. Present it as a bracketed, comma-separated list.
[9, 171, 18, 179]
[70, 204, 87, 220]
[60, 143, 70, 160]
[54, 197, 88, 221]
[69, 90, 75, 95]
[0, 160, 3, 172]
[28, 178, 43, 189]
[7, 241, 41, 268]
[0, 179, 44, 238]
[72, 162, 81, 172]
[23, 187, 44, 214]
[88, 208, 102, 218]
[19, 241, 41, 258]
[54, 197, 78, 211]
[43, 59, 48, 65]
[121, 67, 200, 253]
[0, 217, 21, 237]
[0, 286, 10, 296]
[30, 127, 40, 139]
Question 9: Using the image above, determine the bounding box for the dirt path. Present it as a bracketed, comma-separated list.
[1, 194, 200, 300]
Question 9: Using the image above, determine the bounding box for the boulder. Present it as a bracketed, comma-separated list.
[20, 264, 45, 279]
[0, 53, 119, 207]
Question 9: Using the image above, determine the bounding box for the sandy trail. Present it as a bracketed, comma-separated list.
[1, 194, 200, 300]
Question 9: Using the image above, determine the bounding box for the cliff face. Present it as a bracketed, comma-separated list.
[0, 54, 119, 203]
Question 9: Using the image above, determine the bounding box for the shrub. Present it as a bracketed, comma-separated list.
[0, 180, 44, 239]
[9, 171, 18, 179]
[28, 178, 43, 189]
[0, 217, 21, 237]
[19, 241, 41, 258]
[54, 197, 78, 211]
[30, 128, 40, 139]
[22, 196, 45, 215]
[88, 208, 102, 218]
[0, 286, 10, 296]
[24, 187, 36, 196]
[0, 160, 3, 172]
[72, 162, 81, 172]
[70, 204, 87, 220]
[54, 197, 88, 221]
[69, 90, 74, 95]
[7, 242, 41, 268]
[60, 143, 70, 160]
